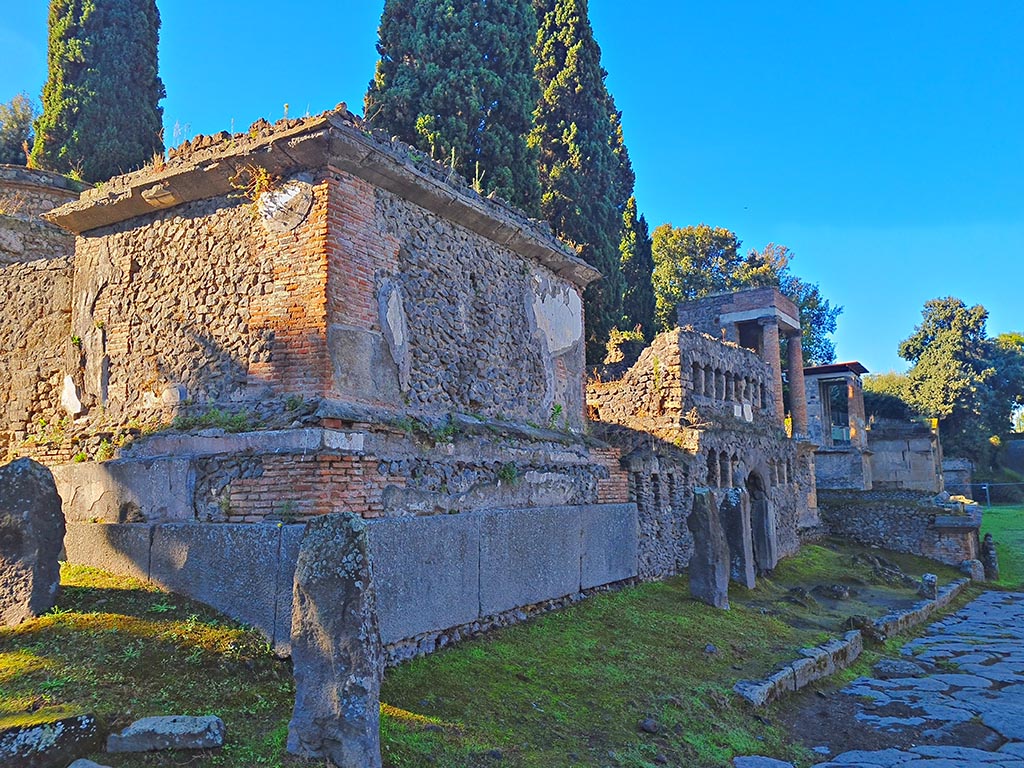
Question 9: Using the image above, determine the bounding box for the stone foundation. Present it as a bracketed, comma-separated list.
[818, 489, 981, 566]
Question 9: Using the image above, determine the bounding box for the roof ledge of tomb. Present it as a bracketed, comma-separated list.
[42, 106, 600, 289]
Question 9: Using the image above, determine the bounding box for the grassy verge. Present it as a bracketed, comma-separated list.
[981, 503, 1024, 588]
[0, 543, 962, 768]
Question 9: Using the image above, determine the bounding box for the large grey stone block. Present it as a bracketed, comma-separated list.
[479, 506, 582, 615]
[150, 523, 281, 641]
[53, 458, 192, 523]
[580, 503, 638, 589]
[367, 513, 481, 644]
[63, 522, 153, 581]
[273, 524, 306, 655]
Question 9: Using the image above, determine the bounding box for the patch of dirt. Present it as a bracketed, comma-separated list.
[773, 683, 1006, 761]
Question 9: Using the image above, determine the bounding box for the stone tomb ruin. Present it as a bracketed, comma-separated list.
[0, 109, 659, 675]
[588, 287, 820, 607]
[802, 359, 984, 569]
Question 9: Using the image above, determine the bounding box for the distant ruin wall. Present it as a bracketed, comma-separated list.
[63, 502, 639, 659]
[818, 489, 980, 566]
[0, 166, 81, 217]
[0, 256, 73, 458]
[867, 420, 943, 493]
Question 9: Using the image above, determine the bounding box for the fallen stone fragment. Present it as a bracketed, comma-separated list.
[960, 559, 985, 580]
[106, 715, 225, 752]
[873, 658, 927, 679]
[0, 458, 65, 625]
[68, 760, 113, 768]
[0, 713, 99, 768]
[638, 717, 659, 734]
[733, 757, 794, 768]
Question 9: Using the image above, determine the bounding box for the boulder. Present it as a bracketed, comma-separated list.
[287, 513, 383, 768]
[687, 488, 730, 609]
[0, 458, 65, 626]
[960, 559, 985, 581]
[0, 713, 99, 768]
[106, 715, 225, 752]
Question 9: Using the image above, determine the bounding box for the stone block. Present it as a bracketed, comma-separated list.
[150, 523, 281, 641]
[63, 522, 152, 581]
[479, 506, 582, 616]
[106, 715, 224, 753]
[960, 559, 985, 580]
[687, 488, 731, 609]
[580, 503, 638, 589]
[327, 324, 400, 404]
[367, 513, 481, 644]
[53, 458, 192, 523]
[0, 458, 65, 626]
[273, 524, 305, 655]
[0, 713, 100, 767]
[288, 514, 383, 768]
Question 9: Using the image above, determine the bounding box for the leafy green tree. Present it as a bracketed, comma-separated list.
[365, 0, 541, 213]
[896, 298, 1024, 463]
[618, 196, 654, 339]
[0, 94, 38, 165]
[651, 229, 841, 365]
[32, 0, 164, 182]
[651, 223, 742, 329]
[863, 371, 915, 420]
[531, 0, 629, 363]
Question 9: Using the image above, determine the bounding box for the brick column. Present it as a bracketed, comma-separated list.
[787, 332, 808, 438]
[759, 318, 785, 425]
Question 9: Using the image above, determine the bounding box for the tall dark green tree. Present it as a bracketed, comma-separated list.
[618, 196, 655, 339]
[31, 0, 164, 182]
[531, 0, 630, 363]
[365, 0, 541, 213]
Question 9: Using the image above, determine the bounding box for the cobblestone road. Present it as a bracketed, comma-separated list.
[737, 590, 1024, 767]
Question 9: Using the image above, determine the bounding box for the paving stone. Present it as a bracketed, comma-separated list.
[873, 658, 927, 679]
[823, 748, 916, 764]
[1000, 742, 1024, 757]
[733, 757, 794, 767]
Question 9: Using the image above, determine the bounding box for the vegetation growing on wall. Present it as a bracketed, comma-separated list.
[31, 0, 165, 182]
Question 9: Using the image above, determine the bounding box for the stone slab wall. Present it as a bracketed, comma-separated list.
[818, 489, 980, 566]
[867, 420, 943, 492]
[941, 458, 973, 494]
[814, 448, 873, 491]
[63, 502, 638, 658]
[0, 256, 73, 459]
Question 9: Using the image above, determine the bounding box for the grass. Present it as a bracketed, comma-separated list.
[981, 503, 1024, 588]
[0, 543, 965, 768]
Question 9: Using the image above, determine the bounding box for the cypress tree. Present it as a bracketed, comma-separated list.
[619, 196, 655, 339]
[530, 0, 630, 363]
[365, 0, 542, 214]
[31, 0, 164, 183]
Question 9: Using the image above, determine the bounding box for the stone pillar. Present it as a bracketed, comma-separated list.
[687, 488, 730, 609]
[787, 332, 808, 438]
[759, 318, 785, 425]
[288, 513, 383, 768]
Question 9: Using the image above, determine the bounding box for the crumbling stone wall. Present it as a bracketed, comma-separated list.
[589, 327, 814, 580]
[0, 257, 73, 459]
[818, 489, 980, 566]
[0, 166, 80, 217]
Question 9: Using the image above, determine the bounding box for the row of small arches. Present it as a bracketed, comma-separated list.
[705, 451, 792, 489]
[691, 362, 767, 408]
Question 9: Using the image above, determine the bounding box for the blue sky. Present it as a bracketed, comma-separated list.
[2, 2, 1021, 373]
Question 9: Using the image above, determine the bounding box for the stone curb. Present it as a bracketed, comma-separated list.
[734, 577, 971, 707]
